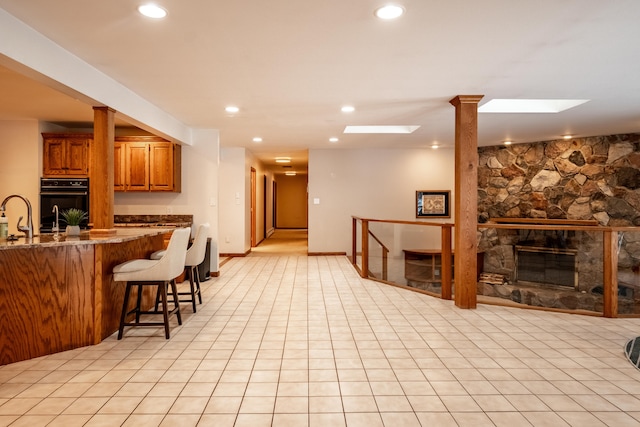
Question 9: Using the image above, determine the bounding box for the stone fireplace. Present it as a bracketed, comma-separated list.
[475, 134, 640, 314]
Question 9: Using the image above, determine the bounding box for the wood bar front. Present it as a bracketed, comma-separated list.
[0, 231, 164, 365]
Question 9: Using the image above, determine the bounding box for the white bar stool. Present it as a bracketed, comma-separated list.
[113, 227, 191, 339]
[151, 223, 210, 313]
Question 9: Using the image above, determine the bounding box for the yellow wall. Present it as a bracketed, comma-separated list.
[275, 174, 308, 228]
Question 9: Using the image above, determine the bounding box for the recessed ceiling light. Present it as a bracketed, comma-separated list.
[503, 140, 513, 145]
[431, 144, 439, 149]
[285, 171, 297, 176]
[478, 99, 589, 113]
[275, 157, 291, 163]
[563, 135, 573, 140]
[252, 137, 262, 142]
[329, 137, 339, 143]
[225, 105, 239, 113]
[344, 125, 420, 134]
[138, 4, 167, 18]
[375, 4, 405, 20]
[341, 105, 355, 113]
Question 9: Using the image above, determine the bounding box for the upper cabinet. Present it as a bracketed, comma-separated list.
[42, 133, 91, 177]
[115, 136, 181, 192]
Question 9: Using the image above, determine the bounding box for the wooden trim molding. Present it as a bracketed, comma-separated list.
[307, 252, 348, 256]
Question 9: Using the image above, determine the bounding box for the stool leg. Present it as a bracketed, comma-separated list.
[154, 286, 161, 312]
[187, 266, 197, 313]
[118, 282, 133, 340]
[135, 283, 143, 323]
[159, 281, 171, 339]
[193, 266, 202, 304]
[170, 279, 182, 325]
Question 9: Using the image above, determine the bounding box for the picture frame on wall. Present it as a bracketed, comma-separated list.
[416, 190, 450, 218]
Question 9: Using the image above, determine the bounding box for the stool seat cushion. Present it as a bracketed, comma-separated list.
[113, 227, 191, 283]
[150, 250, 165, 260]
[114, 259, 166, 282]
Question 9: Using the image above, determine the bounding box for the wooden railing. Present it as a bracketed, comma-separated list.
[352, 216, 640, 318]
[352, 216, 454, 300]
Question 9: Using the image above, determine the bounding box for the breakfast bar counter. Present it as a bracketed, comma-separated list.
[0, 228, 173, 365]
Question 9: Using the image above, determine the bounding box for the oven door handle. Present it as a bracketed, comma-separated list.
[40, 191, 88, 196]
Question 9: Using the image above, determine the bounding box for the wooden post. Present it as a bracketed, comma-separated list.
[352, 217, 357, 265]
[449, 95, 483, 309]
[441, 224, 453, 300]
[361, 220, 369, 278]
[90, 107, 116, 235]
[603, 230, 618, 318]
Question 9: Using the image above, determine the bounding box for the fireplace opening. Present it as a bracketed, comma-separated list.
[514, 245, 578, 289]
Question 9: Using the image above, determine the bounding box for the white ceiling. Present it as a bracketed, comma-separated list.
[1, 1, 640, 174]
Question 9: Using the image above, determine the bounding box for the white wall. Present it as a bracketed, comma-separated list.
[0, 120, 40, 235]
[115, 129, 221, 272]
[219, 147, 248, 254]
[308, 147, 455, 255]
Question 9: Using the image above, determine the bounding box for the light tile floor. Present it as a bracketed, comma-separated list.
[1, 255, 640, 427]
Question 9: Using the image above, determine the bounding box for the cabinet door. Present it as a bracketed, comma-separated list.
[43, 138, 67, 175]
[113, 142, 125, 191]
[66, 138, 89, 175]
[149, 142, 174, 191]
[125, 142, 150, 191]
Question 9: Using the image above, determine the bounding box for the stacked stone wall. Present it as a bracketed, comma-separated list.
[478, 133, 640, 226]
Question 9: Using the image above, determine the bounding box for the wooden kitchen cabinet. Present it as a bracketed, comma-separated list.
[115, 136, 181, 192]
[42, 133, 91, 177]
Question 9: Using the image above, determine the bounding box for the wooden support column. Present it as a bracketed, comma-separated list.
[90, 106, 116, 235]
[449, 95, 483, 309]
[603, 230, 619, 318]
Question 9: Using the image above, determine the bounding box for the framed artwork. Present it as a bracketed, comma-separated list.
[416, 190, 450, 218]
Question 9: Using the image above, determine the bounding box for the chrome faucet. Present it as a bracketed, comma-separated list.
[52, 204, 60, 237]
[0, 194, 34, 239]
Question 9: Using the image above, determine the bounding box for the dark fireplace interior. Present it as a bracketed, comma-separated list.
[515, 246, 577, 289]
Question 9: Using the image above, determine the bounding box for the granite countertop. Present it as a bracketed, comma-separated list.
[0, 228, 174, 250]
[114, 214, 193, 228]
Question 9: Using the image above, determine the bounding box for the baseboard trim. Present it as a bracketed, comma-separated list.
[307, 252, 347, 256]
[219, 250, 251, 258]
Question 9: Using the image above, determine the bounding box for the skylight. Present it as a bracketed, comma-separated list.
[478, 99, 589, 113]
[343, 125, 420, 134]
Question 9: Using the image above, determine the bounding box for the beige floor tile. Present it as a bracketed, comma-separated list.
[196, 414, 236, 427]
[45, 414, 92, 427]
[344, 412, 384, 427]
[234, 413, 272, 427]
[2, 414, 53, 427]
[309, 413, 346, 427]
[62, 397, 108, 415]
[342, 396, 377, 413]
[273, 396, 308, 413]
[120, 414, 165, 427]
[272, 413, 308, 427]
[1, 254, 639, 426]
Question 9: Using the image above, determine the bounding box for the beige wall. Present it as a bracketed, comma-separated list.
[0, 120, 41, 234]
[275, 174, 308, 229]
[308, 147, 455, 255]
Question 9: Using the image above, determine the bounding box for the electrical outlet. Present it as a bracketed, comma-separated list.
[166, 206, 173, 214]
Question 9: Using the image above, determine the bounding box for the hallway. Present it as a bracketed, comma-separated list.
[249, 229, 308, 257]
[0, 255, 639, 426]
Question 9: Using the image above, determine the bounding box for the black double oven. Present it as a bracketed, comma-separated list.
[39, 178, 90, 233]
